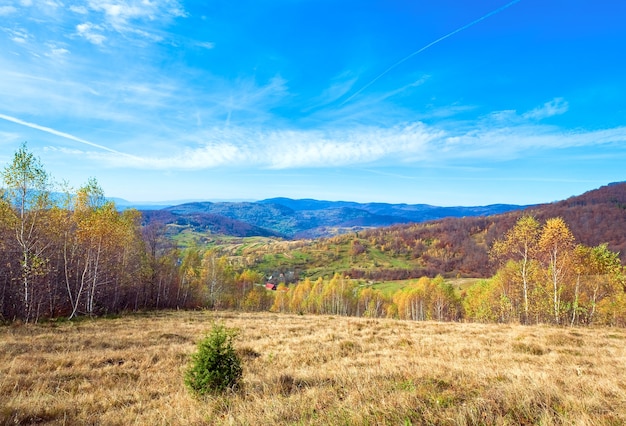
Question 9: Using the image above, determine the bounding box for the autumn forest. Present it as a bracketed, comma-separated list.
[1, 144, 625, 326]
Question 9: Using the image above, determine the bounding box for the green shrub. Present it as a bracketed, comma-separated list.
[184, 323, 243, 396]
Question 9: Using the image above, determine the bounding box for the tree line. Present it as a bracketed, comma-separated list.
[0, 144, 187, 321]
[1, 145, 625, 326]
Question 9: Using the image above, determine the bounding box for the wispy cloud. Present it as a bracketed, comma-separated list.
[522, 97, 569, 120]
[75, 22, 106, 45]
[479, 98, 569, 127]
[86, 0, 186, 24]
[216, 76, 291, 126]
[43, 115, 626, 172]
[6, 28, 30, 44]
[69, 5, 89, 14]
[312, 72, 359, 106]
[264, 122, 439, 169]
[51, 123, 439, 170]
[0, 6, 17, 15]
[196, 41, 215, 49]
[41, 0, 189, 49]
[438, 124, 626, 161]
[44, 42, 70, 58]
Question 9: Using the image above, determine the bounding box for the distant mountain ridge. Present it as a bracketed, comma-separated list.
[141, 197, 526, 238]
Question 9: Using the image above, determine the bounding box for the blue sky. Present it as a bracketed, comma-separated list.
[1, 0, 625, 206]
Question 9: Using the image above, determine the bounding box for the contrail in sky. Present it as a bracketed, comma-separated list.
[341, 0, 523, 105]
[0, 113, 127, 155]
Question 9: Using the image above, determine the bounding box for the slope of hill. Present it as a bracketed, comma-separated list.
[528, 181, 626, 255]
[216, 182, 626, 281]
[141, 209, 283, 238]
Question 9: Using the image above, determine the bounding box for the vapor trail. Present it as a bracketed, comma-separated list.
[341, 0, 523, 105]
[0, 113, 129, 155]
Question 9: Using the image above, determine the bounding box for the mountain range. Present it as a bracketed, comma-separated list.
[140, 197, 526, 239]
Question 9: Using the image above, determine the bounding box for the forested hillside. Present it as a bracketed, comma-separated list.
[139, 183, 626, 283]
[264, 182, 626, 281]
[141, 209, 283, 238]
[529, 182, 626, 256]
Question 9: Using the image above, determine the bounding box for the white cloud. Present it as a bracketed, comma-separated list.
[85, 0, 186, 27]
[69, 5, 89, 14]
[196, 41, 215, 49]
[43, 0, 62, 8]
[67, 123, 441, 170]
[5, 102, 626, 173]
[46, 45, 70, 57]
[523, 97, 569, 120]
[98, 3, 142, 23]
[268, 123, 439, 168]
[0, 6, 17, 15]
[6, 28, 30, 44]
[11, 35, 27, 44]
[438, 124, 626, 162]
[94, 121, 626, 171]
[27, 123, 419, 170]
[76, 22, 106, 45]
[62, 1, 188, 46]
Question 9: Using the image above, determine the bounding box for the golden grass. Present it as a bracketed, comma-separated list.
[1, 311, 626, 425]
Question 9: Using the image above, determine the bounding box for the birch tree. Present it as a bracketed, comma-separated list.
[1, 143, 51, 321]
[573, 243, 623, 324]
[178, 246, 202, 308]
[490, 215, 540, 324]
[538, 217, 575, 325]
[201, 250, 234, 309]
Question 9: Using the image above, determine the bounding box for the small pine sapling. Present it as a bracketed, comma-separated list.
[185, 323, 243, 396]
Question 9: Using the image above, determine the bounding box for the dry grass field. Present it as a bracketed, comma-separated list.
[1, 311, 626, 425]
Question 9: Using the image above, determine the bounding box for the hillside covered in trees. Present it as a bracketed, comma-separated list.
[259, 182, 626, 281]
[1, 145, 625, 326]
[206, 182, 626, 287]
[138, 182, 626, 284]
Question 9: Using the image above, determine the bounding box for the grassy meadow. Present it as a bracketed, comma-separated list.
[1, 311, 626, 425]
